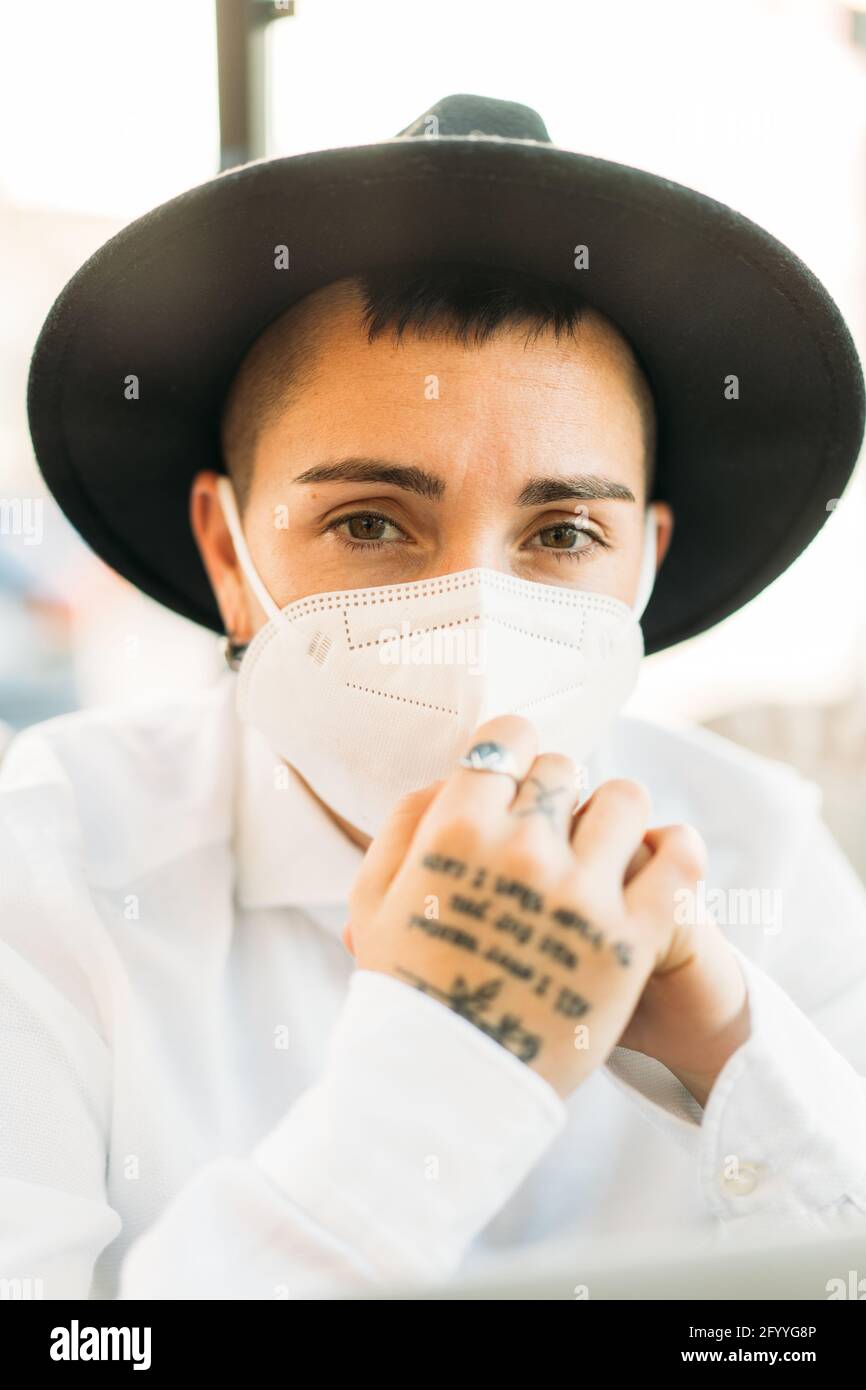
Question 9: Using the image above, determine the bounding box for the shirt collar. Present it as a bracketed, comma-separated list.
[232, 711, 607, 937]
[232, 714, 367, 937]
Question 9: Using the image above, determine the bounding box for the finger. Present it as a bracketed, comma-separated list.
[624, 839, 653, 885]
[426, 714, 539, 829]
[349, 779, 445, 916]
[624, 823, 707, 919]
[569, 778, 651, 884]
[510, 752, 580, 837]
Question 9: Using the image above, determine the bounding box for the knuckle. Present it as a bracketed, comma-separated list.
[552, 853, 598, 901]
[430, 813, 485, 858]
[598, 777, 651, 816]
[559, 872, 610, 924]
[474, 712, 535, 746]
[502, 831, 557, 886]
[532, 752, 576, 780]
[660, 823, 707, 878]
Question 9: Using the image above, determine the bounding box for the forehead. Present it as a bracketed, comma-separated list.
[262, 286, 646, 467]
[225, 278, 652, 504]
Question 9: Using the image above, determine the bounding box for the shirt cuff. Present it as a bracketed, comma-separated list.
[605, 944, 866, 1223]
[698, 943, 866, 1219]
[252, 968, 567, 1285]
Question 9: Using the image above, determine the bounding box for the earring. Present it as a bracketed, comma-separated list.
[223, 635, 249, 671]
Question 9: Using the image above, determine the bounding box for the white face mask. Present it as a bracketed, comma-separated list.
[216, 477, 657, 836]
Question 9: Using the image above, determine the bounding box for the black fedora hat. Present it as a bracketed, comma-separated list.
[26, 92, 864, 654]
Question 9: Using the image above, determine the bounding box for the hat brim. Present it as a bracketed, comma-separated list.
[27, 136, 865, 653]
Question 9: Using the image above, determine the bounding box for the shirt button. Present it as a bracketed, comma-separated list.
[719, 1162, 760, 1196]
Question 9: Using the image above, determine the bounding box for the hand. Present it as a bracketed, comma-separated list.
[343, 714, 715, 1100]
[616, 831, 750, 1106]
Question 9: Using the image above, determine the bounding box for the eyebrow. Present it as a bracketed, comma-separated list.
[292, 459, 445, 500]
[516, 475, 636, 506]
[292, 458, 635, 506]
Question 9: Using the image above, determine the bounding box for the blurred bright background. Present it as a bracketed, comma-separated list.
[1, 0, 865, 869]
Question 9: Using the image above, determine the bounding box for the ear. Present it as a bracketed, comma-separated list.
[650, 500, 674, 571]
[189, 471, 254, 642]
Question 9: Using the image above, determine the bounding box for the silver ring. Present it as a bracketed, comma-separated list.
[457, 740, 521, 789]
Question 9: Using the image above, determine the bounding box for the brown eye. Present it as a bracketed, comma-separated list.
[326, 511, 408, 548]
[536, 522, 590, 551]
[344, 514, 389, 541]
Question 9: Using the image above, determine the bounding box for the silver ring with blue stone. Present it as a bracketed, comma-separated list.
[457, 740, 521, 789]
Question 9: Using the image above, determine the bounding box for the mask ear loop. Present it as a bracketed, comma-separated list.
[632, 506, 658, 621]
[215, 475, 285, 625]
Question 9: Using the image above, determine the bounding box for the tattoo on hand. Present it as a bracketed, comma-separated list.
[513, 776, 571, 827]
[398, 850, 631, 1063]
[396, 969, 543, 1062]
[420, 853, 626, 962]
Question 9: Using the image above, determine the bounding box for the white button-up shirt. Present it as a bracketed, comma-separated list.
[2, 670, 866, 1299]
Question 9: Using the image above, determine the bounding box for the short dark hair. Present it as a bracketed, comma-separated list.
[220, 262, 656, 510]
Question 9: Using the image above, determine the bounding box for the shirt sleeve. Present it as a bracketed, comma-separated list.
[0, 895, 565, 1299]
[117, 970, 566, 1297]
[603, 813, 866, 1229]
[0, 726, 566, 1299]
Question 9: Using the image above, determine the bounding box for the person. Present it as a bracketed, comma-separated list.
[5, 93, 866, 1300]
